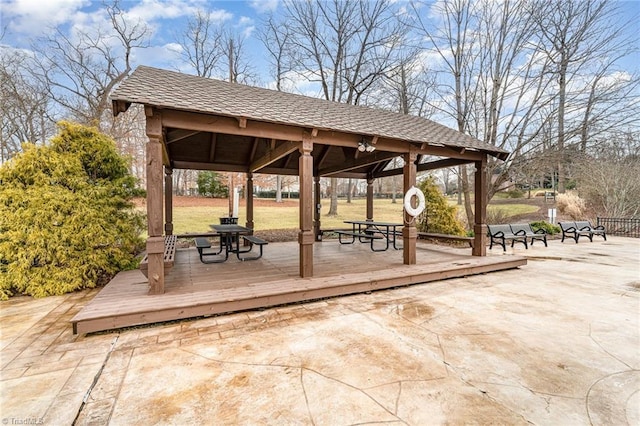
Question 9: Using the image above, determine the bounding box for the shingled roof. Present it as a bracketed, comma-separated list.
[111, 66, 507, 160]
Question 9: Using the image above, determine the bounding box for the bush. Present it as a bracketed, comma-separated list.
[556, 192, 586, 220]
[530, 220, 560, 235]
[416, 176, 466, 235]
[0, 122, 145, 300]
[486, 208, 511, 225]
[506, 189, 525, 198]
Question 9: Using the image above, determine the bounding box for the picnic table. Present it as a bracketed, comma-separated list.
[202, 224, 268, 261]
[337, 220, 403, 251]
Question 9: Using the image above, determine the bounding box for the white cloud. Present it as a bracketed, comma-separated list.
[249, 0, 278, 14]
[209, 9, 233, 23]
[3, 0, 89, 36]
[131, 42, 183, 69]
[125, 0, 198, 22]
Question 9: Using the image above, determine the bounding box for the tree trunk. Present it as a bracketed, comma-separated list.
[276, 175, 283, 202]
[461, 165, 474, 226]
[328, 177, 338, 216]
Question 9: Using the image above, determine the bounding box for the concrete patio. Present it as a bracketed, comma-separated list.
[1, 236, 639, 425]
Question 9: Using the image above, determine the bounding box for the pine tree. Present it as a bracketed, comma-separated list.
[0, 122, 144, 299]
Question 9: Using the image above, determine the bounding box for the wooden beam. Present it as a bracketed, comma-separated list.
[403, 149, 418, 266]
[160, 109, 501, 160]
[165, 129, 202, 145]
[374, 157, 473, 178]
[164, 168, 173, 236]
[299, 137, 314, 278]
[161, 110, 304, 142]
[237, 117, 247, 128]
[316, 145, 331, 170]
[327, 172, 368, 179]
[419, 145, 484, 161]
[250, 140, 299, 172]
[247, 137, 260, 164]
[318, 151, 398, 176]
[112, 100, 130, 115]
[473, 156, 488, 256]
[173, 161, 248, 173]
[208, 133, 217, 163]
[145, 107, 165, 295]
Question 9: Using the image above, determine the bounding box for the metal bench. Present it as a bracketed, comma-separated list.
[509, 223, 547, 247]
[140, 235, 177, 277]
[488, 224, 528, 251]
[560, 221, 606, 243]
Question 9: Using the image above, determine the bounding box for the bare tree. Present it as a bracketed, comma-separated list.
[31, 1, 149, 132]
[575, 132, 640, 218]
[0, 46, 54, 162]
[258, 14, 296, 202]
[530, 0, 635, 193]
[283, 0, 406, 215]
[410, 0, 561, 226]
[222, 31, 258, 85]
[176, 9, 224, 78]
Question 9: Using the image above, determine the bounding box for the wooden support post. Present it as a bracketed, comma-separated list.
[366, 177, 374, 221]
[164, 167, 173, 236]
[246, 172, 254, 232]
[299, 136, 314, 277]
[402, 150, 418, 265]
[145, 108, 165, 294]
[473, 156, 488, 256]
[314, 175, 322, 241]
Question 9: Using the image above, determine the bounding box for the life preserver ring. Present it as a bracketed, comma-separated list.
[404, 186, 426, 217]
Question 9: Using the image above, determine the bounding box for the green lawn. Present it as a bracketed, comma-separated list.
[171, 198, 406, 234]
[158, 197, 540, 234]
[487, 204, 539, 217]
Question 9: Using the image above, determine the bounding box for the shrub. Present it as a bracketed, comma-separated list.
[486, 208, 511, 225]
[556, 192, 586, 220]
[530, 220, 560, 235]
[0, 122, 145, 300]
[416, 176, 466, 235]
[506, 189, 525, 198]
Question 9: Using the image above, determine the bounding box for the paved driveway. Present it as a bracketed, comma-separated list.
[1, 236, 639, 425]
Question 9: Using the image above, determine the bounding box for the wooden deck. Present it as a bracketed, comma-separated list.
[71, 241, 526, 334]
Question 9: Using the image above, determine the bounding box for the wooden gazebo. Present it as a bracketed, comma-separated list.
[112, 66, 509, 295]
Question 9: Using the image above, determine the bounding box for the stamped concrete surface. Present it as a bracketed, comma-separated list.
[1, 236, 639, 425]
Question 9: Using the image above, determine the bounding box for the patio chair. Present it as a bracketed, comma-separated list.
[575, 220, 607, 241]
[559, 221, 593, 243]
[510, 223, 548, 247]
[488, 224, 528, 251]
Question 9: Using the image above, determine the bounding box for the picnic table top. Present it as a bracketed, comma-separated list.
[344, 220, 403, 227]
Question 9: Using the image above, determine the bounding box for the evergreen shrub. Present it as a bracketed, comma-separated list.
[0, 122, 145, 300]
[416, 176, 466, 235]
[530, 220, 560, 235]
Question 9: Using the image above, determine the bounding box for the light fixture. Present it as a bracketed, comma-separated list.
[358, 138, 376, 153]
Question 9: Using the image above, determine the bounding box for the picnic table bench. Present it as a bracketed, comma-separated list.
[338, 220, 402, 251]
[195, 233, 268, 262]
[140, 235, 177, 278]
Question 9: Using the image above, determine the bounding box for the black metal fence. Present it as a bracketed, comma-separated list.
[597, 217, 640, 238]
